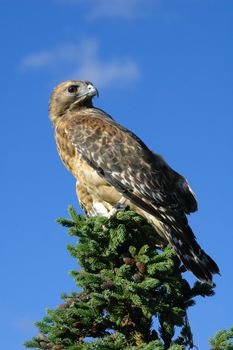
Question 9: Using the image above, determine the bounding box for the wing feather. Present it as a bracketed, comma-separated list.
[66, 108, 197, 219]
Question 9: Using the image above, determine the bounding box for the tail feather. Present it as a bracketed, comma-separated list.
[162, 222, 220, 283]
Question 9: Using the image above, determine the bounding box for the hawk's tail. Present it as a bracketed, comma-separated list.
[162, 222, 220, 283]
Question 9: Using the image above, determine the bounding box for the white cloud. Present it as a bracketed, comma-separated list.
[76, 60, 139, 88]
[58, 0, 155, 19]
[21, 52, 54, 68]
[20, 39, 140, 88]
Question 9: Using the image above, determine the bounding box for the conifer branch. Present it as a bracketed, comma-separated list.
[24, 208, 223, 350]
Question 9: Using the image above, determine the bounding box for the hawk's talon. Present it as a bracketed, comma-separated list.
[113, 202, 129, 212]
[107, 197, 128, 218]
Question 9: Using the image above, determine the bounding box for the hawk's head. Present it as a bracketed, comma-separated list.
[49, 80, 98, 124]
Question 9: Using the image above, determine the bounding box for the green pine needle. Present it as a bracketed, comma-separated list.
[24, 208, 223, 350]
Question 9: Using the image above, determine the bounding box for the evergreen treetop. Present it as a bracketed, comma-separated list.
[24, 208, 228, 350]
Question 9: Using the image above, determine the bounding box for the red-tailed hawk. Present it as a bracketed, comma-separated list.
[49, 80, 219, 283]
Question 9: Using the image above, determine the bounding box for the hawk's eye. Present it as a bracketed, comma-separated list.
[68, 85, 79, 93]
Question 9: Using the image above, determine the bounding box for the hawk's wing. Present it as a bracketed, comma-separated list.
[65, 108, 220, 282]
[152, 153, 198, 213]
[66, 108, 197, 221]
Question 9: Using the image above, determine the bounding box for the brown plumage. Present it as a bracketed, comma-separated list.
[49, 80, 219, 283]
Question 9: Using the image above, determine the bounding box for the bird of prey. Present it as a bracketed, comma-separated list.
[49, 80, 219, 283]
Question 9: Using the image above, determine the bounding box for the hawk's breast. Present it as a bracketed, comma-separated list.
[55, 121, 76, 173]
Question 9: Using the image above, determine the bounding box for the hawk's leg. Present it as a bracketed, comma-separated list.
[107, 197, 128, 218]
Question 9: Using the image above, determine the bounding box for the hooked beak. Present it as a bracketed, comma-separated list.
[80, 83, 99, 99]
[70, 82, 99, 110]
[87, 83, 99, 98]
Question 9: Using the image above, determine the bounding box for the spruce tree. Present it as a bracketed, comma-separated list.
[209, 327, 233, 350]
[24, 207, 228, 350]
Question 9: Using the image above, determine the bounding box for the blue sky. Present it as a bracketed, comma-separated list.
[0, 0, 232, 349]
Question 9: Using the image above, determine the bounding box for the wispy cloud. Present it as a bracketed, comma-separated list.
[20, 39, 140, 88]
[58, 0, 155, 19]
